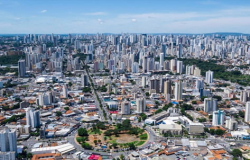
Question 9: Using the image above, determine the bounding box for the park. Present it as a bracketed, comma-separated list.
[75, 120, 148, 151]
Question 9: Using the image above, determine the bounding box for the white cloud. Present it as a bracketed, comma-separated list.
[97, 19, 104, 24]
[1, 6, 250, 34]
[83, 12, 106, 16]
[41, 10, 47, 13]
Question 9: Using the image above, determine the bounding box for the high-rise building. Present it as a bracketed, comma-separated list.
[121, 101, 130, 115]
[147, 58, 154, 71]
[0, 128, 17, 154]
[136, 98, 145, 113]
[141, 76, 147, 88]
[178, 44, 183, 58]
[186, 65, 191, 75]
[212, 110, 225, 126]
[176, 61, 183, 74]
[18, 59, 26, 77]
[164, 79, 172, 95]
[174, 80, 182, 100]
[195, 79, 204, 90]
[194, 67, 201, 76]
[62, 85, 68, 98]
[132, 62, 139, 73]
[0, 152, 16, 159]
[170, 59, 177, 71]
[142, 56, 147, 73]
[38, 94, 44, 106]
[245, 102, 250, 123]
[26, 108, 41, 128]
[240, 90, 250, 103]
[204, 98, 217, 113]
[160, 53, 164, 70]
[225, 117, 238, 131]
[164, 60, 170, 70]
[81, 74, 88, 87]
[161, 44, 166, 57]
[164, 79, 172, 102]
[205, 70, 214, 84]
[150, 78, 160, 93]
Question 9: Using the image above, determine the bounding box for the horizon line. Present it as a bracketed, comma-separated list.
[0, 32, 249, 35]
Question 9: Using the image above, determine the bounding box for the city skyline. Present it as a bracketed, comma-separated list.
[0, 0, 250, 34]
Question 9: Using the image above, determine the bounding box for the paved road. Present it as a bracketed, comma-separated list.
[86, 70, 107, 122]
[138, 126, 156, 149]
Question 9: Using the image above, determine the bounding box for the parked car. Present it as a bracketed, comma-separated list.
[182, 152, 190, 156]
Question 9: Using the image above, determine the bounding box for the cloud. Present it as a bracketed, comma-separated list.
[83, 12, 106, 16]
[1, 6, 250, 34]
[97, 19, 104, 24]
[41, 10, 47, 13]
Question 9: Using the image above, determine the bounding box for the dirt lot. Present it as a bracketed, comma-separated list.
[115, 134, 140, 143]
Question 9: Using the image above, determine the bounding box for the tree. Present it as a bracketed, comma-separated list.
[215, 129, 225, 136]
[109, 92, 114, 95]
[210, 129, 215, 135]
[231, 149, 242, 158]
[94, 140, 97, 144]
[192, 101, 197, 104]
[112, 143, 118, 148]
[204, 127, 209, 133]
[201, 96, 208, 101]
[209, 115, 213, 119]
[64, 107, 69, 111]
[138, 117, 141, 122]
[198, 118, 206, 122]
[122, 119, 132, 128]
[129, 80, 136, 85]
[83, 87, 91, 93]
[120, 154, 125, 160]
[155, 101, 160, 105]
[78, 128, 88, 136]
[239, 110, 244, 118]
[155, 109, 163, 114]
[81, 142, 92, 149]
[140, 113, 147, 120]
[55, 111, 62, 117]
[145, 92, 150, 97]
[212, 95, 222, 101]
[104, 137, 107, 141]
[27, 153, 33, 159]
[68, 82, 73, 87]
[128, 143, 136, 150]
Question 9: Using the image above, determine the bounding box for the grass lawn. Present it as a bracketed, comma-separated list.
[139, 133, 148, 140]
[136, 141, 145, 146]
[109, 139, 117, 144]
[88, 129, 102, 135]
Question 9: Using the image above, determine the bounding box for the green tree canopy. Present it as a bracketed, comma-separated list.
[78, 128, 88, 136]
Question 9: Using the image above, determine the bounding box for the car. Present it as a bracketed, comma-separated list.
[175, 151, 186, 155]
[182, 153, 190, 156]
